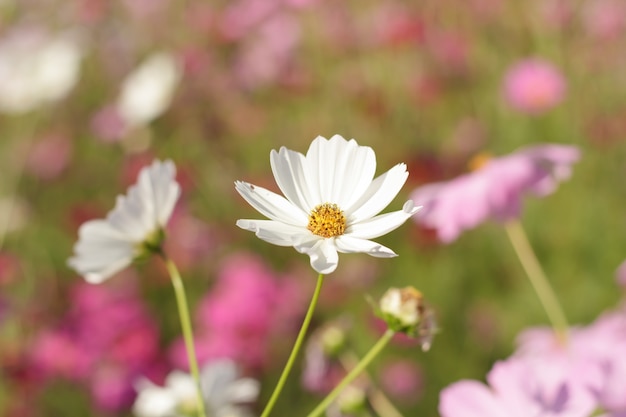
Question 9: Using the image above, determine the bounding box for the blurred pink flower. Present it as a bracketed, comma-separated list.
[169, 253, 304, 371]
[26, 134, 73, 180]
[502, 58, 567, 114]
[234, 12, 301, 89]
[90, 105, 127, 143]
[582, 0, 626, 40]
[517, 308, 626, 412]
[411, 144, 580, 242]
[439, 353, 598, 417]
[379, 359, 423, 404]
[616, 260, 626, 288]
[29, 281, 161, 412]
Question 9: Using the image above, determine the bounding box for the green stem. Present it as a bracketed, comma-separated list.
[339, 353, 404, 417]
[162, 255, 207, 417]
[260, 273, 325, 417]
[306, 329, 395, 417]
[505, 220, 569, 341]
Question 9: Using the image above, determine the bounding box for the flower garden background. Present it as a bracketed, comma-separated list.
[2, 0, 626, 416]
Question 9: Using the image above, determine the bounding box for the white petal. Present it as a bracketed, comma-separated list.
[68, 220, 136, 283]
[224, 378, 261, 404]
[107, 191, 153, 241]
[294, 237, 339, 274]
[270, 146, 318, 211]
[305, 135, 376, 206]
[334, 235, 397, 258]
[235, 181, 308, 226]
[143, 159, 181, 226]
[236, 219, 309, 247]
[347, 200, 420, 240]
[117, 52, 181, 128]
[133, 380, 179, 417]
[345, 163, 409, 222]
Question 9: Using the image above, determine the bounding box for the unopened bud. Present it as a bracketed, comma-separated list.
[378, 286, 437, 349]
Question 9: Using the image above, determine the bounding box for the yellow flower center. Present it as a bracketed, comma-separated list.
[468, 151, 493, 171]
[307, 203, 346, 238]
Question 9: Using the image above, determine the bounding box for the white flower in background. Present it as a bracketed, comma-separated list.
[0, 27, 82, 115]
[117, 52, 182, 130]
[133, 359, 260, 417]
[68, 160, 180, 283]
[235, 135, 420, 274]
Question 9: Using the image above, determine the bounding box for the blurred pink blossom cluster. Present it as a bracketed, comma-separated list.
[411, 144, 580, 243]
[440, 306, 626, 417]
[29, 281, 162, 412]
[169, 253, 304, 371]
[502, 58, 567, 115]
[216, 0, 315, 90]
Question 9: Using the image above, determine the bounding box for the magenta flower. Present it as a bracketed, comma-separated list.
[411, 144, 580, 242]
[29, 281, 161, 412]
[169, 253, 304, 371]
[502, 58, 567, 114]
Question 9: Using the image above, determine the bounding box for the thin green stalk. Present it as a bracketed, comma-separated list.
[339, 352, 404, 417]
[306, 329, 395, 417]
[162, 255, 207, 417]
[505, 220, 569, 341]
[260, 273, 325, 417]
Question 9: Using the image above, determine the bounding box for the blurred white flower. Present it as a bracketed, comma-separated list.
[68, 159, 180, 283]
[0, 27, 82, 115]
[235, 134, 420, 274]
[117, 52, 182, 130]
[133, 359, 260, 417]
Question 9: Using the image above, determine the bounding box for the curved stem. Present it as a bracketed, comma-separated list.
[260, 273, 325, 417]
[306, 329, 395, 417]
[162, 255, 207, 417]
[339, 352, 404, 417]
[505, 220, 569, 341]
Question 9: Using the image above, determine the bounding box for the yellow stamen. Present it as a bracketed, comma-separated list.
[307, 203, 346, 238]
[468, 151, 493, 171]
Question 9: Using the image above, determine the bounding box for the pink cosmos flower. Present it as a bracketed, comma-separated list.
[502, 59, 567, 114]
[439, 353, 598, 417]
[29, 281, 161, 412]
[582, 0, 626, 40]
[169, 253, 304, 371]
[411, 144, 580, 242]
[517, 308, 626, 413]
[25, 134, 73, 181]
[379, 359, 424, 404]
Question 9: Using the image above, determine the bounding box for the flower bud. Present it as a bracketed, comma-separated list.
[380, 287, 423, 327]
[378, 286, 437, 349]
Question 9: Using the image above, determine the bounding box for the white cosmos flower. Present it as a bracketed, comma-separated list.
[0, 27, 82, 115]
[117, 52, 182, 130]
[68, 160, 180, 284]
[133, 359, 260, 417]
[235, 134, 420, 274]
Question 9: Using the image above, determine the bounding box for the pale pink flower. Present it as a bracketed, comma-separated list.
[411, 144, 580, 242]
[379, 359, 423, 404]
[582, 0, 626, 40]
[517, 308, 626, 412]
[502, 59, 567, 114]
[439, 353, 598, 417]
[234, 12, 300, 89]
[26, 134, 73, 180]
